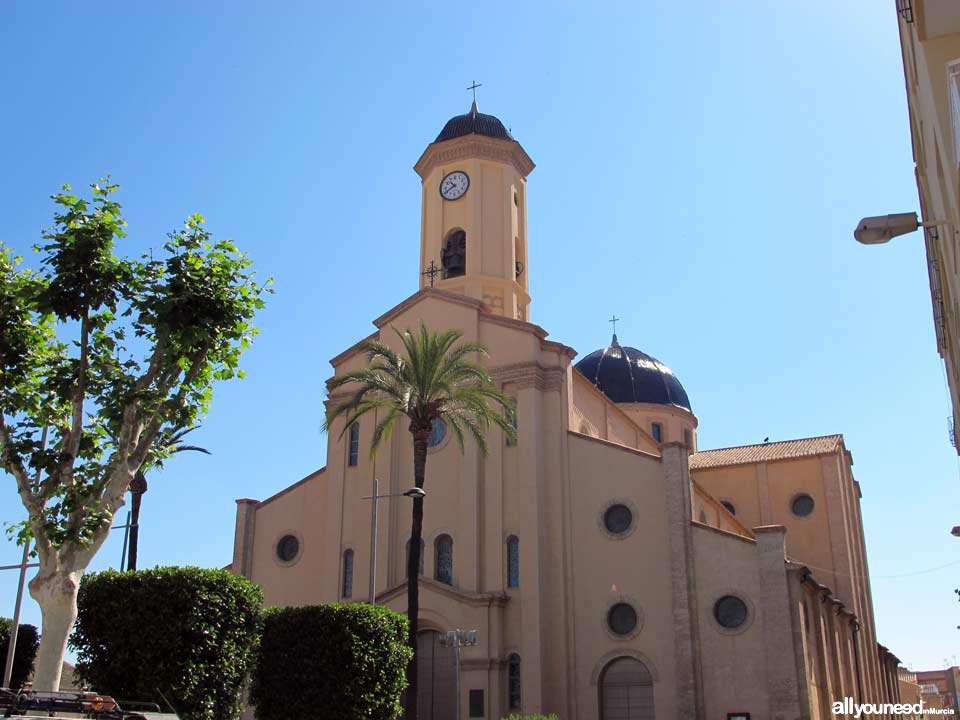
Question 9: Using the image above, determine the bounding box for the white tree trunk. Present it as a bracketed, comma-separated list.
[28, 566, 84, 691]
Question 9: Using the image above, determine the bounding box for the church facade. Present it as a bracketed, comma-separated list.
[230, 103, 902, 720]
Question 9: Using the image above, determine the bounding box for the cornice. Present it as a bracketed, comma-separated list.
[414, 135, 535, 179]
[491, 361, 565, 392]
[376, 577, 509, 608]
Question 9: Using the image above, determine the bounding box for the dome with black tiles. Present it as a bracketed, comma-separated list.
[575, 335, 692, 411]
[435, 101, 514, 143]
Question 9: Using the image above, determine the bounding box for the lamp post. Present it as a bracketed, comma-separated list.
[441, 628, 478, 720]
[361, 481, 425, 605]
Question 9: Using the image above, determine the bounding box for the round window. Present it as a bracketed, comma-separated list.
[607, 603, 638, 636]
[603, 504, 633, 534]
[720, 500, 736, 516]
[791, 493, 815, 518]
[427, 419, 447, 449]
[714, 595, 748, 629]
[276, 534, 300, 563]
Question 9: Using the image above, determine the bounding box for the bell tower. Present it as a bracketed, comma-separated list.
[415, 100, 535, 321]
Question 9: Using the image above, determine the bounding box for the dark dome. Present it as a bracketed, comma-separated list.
[575, 335, 692, 411]
[435, 102, 514, 143]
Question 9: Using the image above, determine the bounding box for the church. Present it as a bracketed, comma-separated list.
[230, 101, 903, 719]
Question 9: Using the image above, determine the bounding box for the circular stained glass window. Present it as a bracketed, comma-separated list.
[714, 595, 748, 629]
[276, 534, 300, 562]
[720, 500, 736, 516]
[791, 493, 815, 518]
[427, 418, 447, 449]
[607, 603, 638, 636]
[604, 504, 633, 535]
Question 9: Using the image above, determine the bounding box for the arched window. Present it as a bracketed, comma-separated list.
[506, 536, 520, 588]
[651, 422, 663, 442]
[435, 534, 453, 585]
[407, 538, 425, 576]
[441, 230, 466, 278]
[507, 653, 522, 710]
[342, 549, 354, 598]
[348, 422, 360, 466]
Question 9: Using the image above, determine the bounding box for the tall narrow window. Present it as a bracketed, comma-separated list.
[348, 422, 359, 466]
[342, 549, 354, 598]
[651, 422, 663, 443]
[435, 534, 453, 585]
[506, 405, 518, 446]
[507, 536, 520, 588]
[441, 229, 466, 279]
[507, 653, 522, 710]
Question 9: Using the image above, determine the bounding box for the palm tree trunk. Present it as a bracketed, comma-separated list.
[405, 430, 429, 720]
[127, 472, 148, 572]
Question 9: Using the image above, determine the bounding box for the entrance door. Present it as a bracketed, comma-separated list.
[600, 657, 655, 720]
[417, 631, 456, 720]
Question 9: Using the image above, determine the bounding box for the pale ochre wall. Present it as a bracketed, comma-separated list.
[898, 7, 960, 447]
[691, 525, 769, 717]
[418, 145, 531, 320]
[618, 402, 697, 451]
[692, 482, 753, 539]
[569, 370, 660, 454]
[565, 432, 678, 719]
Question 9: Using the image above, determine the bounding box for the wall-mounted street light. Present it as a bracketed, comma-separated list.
[361, 480, 425, 604]
[441, 629, 479, 720]
[853, 212, 947, 245]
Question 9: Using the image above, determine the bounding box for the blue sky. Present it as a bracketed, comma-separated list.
[1, 1, 957, 669]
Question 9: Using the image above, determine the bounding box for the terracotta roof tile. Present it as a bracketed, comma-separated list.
[690, 435, 842, 470]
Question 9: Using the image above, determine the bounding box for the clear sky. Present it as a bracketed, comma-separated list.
[1, 0, 957, 670]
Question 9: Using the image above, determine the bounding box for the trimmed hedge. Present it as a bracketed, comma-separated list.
[69, 567, 262, 720]
[250, 604, 411, 720]
[0, 618, 39, 689]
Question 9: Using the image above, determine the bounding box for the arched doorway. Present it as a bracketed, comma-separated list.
[599, 656, 655, 720]
[417, 630, 456, 720]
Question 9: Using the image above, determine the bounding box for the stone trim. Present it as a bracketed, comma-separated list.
[567, 430, 661, 460]
[690, 521, 757, 545]
[272, 529, 305, 568]
[256, 467, 325, 509]
[491, 361, 564, 392]
[589, 649, 660, 685]
[376, 576, 510, 608]
[708, 589, 757, 636]
[414, 135, 536, 178]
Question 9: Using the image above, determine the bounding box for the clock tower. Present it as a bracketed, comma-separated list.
[415, 101, 535, 321]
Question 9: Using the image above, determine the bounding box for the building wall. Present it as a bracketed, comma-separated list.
[897, 0, 960, 449]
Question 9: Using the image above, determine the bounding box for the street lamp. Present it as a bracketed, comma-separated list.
[441, 628, 479, 720]
[853, 212, 947, 245]
[361, 480, 425, 604]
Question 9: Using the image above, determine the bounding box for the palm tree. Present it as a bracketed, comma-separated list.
[127, 426, 210, 571]
[324, 322, 515, 720]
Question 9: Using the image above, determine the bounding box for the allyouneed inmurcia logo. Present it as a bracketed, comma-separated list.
[832, 698, 955, 716]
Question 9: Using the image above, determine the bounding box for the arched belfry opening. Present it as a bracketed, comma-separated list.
[441, 229, 466, 279]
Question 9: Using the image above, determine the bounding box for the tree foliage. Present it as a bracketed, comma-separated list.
[0, 618, 40, 689]
[250, 604, 411, 720]
[1, 180, 270, 553]
[70, 567, 263, 720]
[0, 179, 270, 690]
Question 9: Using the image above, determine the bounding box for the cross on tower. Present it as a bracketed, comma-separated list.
[422, 260, 441, 288]
[609, 315, 620, 335]
[467, 81, 482, 103]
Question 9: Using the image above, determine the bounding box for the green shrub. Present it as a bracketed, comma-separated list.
[250, 604, 411, 720]
[0, 618, 39, 689]
[70, 567, 262, 720]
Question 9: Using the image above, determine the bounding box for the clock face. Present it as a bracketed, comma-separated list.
[440, 171, 470, 200]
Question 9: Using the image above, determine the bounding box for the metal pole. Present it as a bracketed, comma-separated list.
[368, 478, 378, 605]
[119, 511, 131, 572]
[454, 632, 462, 720]
[4, 425, 48, 688]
